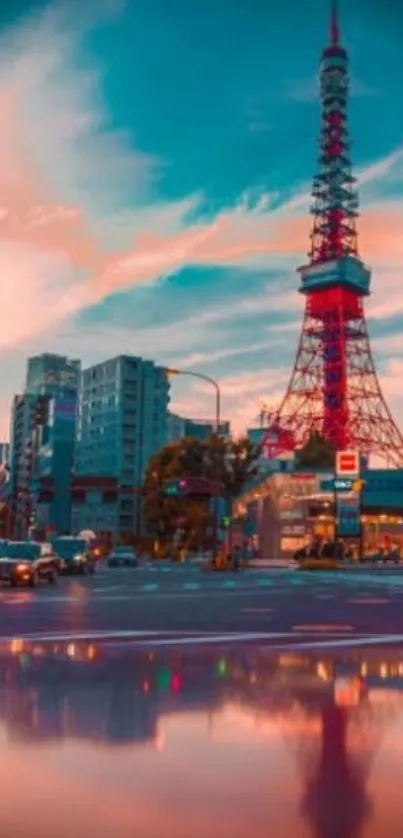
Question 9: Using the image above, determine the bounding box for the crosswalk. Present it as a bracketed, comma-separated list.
[0, 565, 402, 607]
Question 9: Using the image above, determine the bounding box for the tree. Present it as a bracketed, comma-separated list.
[295, 432, 336, 469]
[142, 435, 258, 546]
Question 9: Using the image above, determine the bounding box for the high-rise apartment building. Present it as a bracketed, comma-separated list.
[72, 355, 169, 540]
[9, 354, 80, 538]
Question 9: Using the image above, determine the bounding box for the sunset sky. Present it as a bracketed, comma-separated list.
[0, 0, 402, 435]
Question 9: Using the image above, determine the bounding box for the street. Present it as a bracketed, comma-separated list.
[2, 562, 403, 648]
[1, 562, 403, 838]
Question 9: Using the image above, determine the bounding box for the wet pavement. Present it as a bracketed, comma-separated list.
[0, 637, 403, 837]
[2, 563, 403, 640]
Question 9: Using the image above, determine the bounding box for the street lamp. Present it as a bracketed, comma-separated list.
[165, 368, 221, 433]
[165, 367, 222, 561]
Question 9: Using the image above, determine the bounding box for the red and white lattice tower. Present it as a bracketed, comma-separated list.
[261, 0, 403, 466]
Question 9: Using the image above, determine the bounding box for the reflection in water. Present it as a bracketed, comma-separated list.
[0, 641, 403, 837]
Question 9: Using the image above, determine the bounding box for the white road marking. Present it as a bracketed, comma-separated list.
[0, 629, 169, 643]
[346, 598, 390, 604]
[112, 632, 301, 647]
[0, 629, 295, 645]
[293, 624, 354, 632]
[141, 583, 160, 592]
[1, 627, 402, 651]
[182, 582, 202, 590]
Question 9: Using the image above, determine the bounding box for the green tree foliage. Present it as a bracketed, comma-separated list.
[142, 435, 258, 543]
[295, 432, 336, 469]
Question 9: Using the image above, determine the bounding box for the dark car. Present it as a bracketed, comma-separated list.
[0, 541, 58, 587]
[53, 537, 96, 575]
[108, 546, 138, 568]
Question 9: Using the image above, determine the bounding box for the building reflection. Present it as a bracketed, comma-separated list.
[0, 641, 402, 836]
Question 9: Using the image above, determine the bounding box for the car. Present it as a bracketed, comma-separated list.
[107, 546, 138, 568]
[0, 541, 58, 587]
[53, 537, 96, 575]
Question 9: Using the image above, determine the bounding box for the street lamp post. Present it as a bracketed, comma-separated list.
[166, 369, 221, 434]
[166, 368, 222, 560]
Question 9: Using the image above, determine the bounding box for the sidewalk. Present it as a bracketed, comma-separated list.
[248, 558, 403, 572]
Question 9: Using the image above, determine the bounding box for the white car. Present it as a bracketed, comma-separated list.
[107, 546, 138, 568]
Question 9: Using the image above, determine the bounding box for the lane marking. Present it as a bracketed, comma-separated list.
[141, 583, 160, 592]
[292, 624, 354, 632]
[257, 578, 273, 587]
[0, 629, 170, 643]
[120, 632, 300, 647]
[0, 629, 296, 645]
[346, 598, 390, 605]
[222, 580, 237, 588]
[182, 582, 201, 590]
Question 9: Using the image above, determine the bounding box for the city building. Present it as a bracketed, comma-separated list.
[72, 355, 169, 541]
[247, 428, 266, 447]
[9, 354, 80, 538]
[25, 353, 80, 398]
[0, 442, 9, 465]
[167, 412, 230, 443]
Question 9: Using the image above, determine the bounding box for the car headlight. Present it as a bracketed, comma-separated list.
[16, 563, 30, 572]
[74, 554, 83, 562]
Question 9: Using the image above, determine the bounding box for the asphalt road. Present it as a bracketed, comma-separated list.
[1, 562, 403, 649]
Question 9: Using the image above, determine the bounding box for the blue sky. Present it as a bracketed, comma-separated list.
[0, 0, 402, 435]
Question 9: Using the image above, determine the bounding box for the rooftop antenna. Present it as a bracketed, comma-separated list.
[330, 0, 340, 45]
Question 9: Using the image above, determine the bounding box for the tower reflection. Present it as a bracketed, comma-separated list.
[0, 639, 401, 838]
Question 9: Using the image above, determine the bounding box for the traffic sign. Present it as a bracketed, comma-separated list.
[320, 478, 353, 492]
[336, 450, 360, 477]
[334, 478, 354, 492]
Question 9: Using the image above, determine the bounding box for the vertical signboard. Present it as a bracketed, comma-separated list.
[336, 494, 361, 537]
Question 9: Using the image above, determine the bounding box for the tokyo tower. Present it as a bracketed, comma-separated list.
[262, 0, 403, 466]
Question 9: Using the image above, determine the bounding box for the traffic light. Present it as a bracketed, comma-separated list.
[163, 477, 218, 498]
[164, 479, 188, 497]
[171, 673, 182, 693]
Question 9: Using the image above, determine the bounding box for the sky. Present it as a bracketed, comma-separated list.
[0, 0, 402, 436]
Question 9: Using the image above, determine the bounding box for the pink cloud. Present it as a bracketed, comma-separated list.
[0, 4, 402, 442]
[0, 1, 401, 358]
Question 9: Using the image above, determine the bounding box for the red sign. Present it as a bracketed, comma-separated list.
[336, 450, 359, 477]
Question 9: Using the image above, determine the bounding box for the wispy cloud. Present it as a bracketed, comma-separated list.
[0, 3, 402, 359]
[0, 3, 402, 437]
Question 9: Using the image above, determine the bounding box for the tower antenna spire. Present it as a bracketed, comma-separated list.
[330, 0, 340, 45]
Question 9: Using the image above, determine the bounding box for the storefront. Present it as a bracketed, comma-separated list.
[234, 468, 403, 560]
